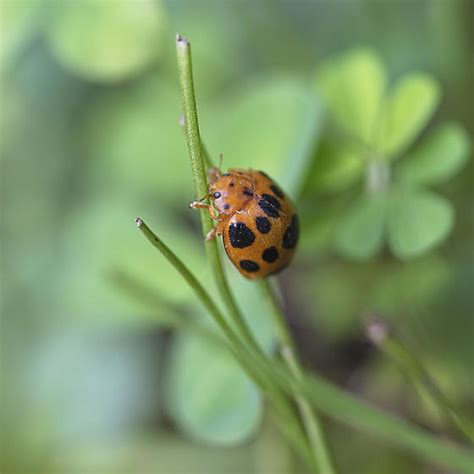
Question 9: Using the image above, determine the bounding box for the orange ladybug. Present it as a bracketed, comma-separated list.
[190, 167, 299, 279]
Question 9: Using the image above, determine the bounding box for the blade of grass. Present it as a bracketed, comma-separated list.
[259, 279, 336, 474]
[251, 357, 474, 472]
[367, 318, 474, 443]
[135, 217, 315, 467]
[108, 269, 222, 345]
[172, 33, 474, 472]
[135, 217, 474, 472]
[175, 36, 318, 469]
[176, 34, 261, 351]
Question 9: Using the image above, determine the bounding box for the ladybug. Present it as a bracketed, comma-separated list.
[190, 167, 299, 279]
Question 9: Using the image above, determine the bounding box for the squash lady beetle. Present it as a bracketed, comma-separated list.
[190, 167, 299, 279]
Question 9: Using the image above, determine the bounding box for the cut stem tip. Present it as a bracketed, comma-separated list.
[135, 217, 143, 227]
[365, 315, 390, 345]
[176, 34, 189, 46]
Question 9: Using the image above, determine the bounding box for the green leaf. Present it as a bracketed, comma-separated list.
[376, 73, 441, 157]
[308, 139, 363, 193]
[86, 79, 191, 199]
[387, 189, 453, 259]
[204, 76, 322, 199]
[47, 1, 165, 82]
[316, 47, 386, 145]
[396, 122, 471, 186]
[58, 193, 207, 325]
[167, 333, 262, 445]
[335, 194, 387, 260]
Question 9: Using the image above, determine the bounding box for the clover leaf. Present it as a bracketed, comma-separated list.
[396, 122, 471, 186]
[334, 194, 387, 260]
[312, 47, 470, 261]
[387, 189, 454, 259]
[316, 47, 386, 145]
[375, 73, 441, 158]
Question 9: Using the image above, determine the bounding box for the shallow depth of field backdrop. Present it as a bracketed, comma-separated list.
[1, 1, 473, 473]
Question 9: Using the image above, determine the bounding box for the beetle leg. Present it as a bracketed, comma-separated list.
[205, 227, 217, 241]
[189, 201, 220, 221]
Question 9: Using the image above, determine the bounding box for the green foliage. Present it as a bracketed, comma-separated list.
[335, 194, 387, 260]
[312, 48, 470, 260]
[376, 73, 440, 157]
[397, 122, 471, 185]
[204, 77, 322, 198]
[47, 1, 166, 82]
[316, 47, 386, 145]
[305, 256, 450, 340]
[2, 3, 473, 473]
[167, 333, 262, 445]
[387, 189, 454, 259]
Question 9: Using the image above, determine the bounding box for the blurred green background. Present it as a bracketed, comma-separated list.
[1, 0, 473, 472]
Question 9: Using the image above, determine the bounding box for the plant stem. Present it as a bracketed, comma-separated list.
[136, 218, 474, 472]
[367, 318, 474, 443]
[175, 36, 318, 467]
[108, 268, 223, 346]
[175, 34, 261, 350]
[171, 33, 473, 473]
[272, 362, 474, 473]
[135, 217, 315, 466]
[259, 279, 336, 474]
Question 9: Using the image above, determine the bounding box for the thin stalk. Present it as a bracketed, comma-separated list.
[178, 113, 214, 168]
[259, 279, 336, 474]
[108, 269, 223, 346]
[268, 361, 474, 473]
[136, 218, 237, 347]
[367, 318, 474, 443]
[176, 35, 318, 467]
[171, 32, 473, 473]
[135, 218, 474, 471]
[135, 217, 314, 465]
[175, 34, 261, 351]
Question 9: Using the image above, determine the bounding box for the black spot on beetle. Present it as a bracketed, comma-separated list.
[243, 187, 253, 197]
[258, 199, 280, 218]
[239, 260, 260, 272]
[262, 246, 279, 263]
[270, 184, 285, 199]
[256, 216, 271, 234]
[262, 193, 281, 209]
[229, 222, 255, 248]
[224, 204, 230, 210]
[213, 192, 221, 199]
[229, 182, 235, 187]
[283, 214, 299, 249]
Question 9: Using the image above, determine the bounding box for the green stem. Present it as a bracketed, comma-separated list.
[367, 318, 474, 443]
[171, 32, 473, 473]
[135, 218, 474, 471]
[259, 279, 336, 474]
[135, 217, 314, 465]
[249, 356, 474, 473]
[108, 269, 223, 346]
[176, 34, 318, 467]
[175, 34, 261, 350]
[294, 369, 474, 472]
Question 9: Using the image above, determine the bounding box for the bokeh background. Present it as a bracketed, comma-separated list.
[1, 1, 473, 472]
